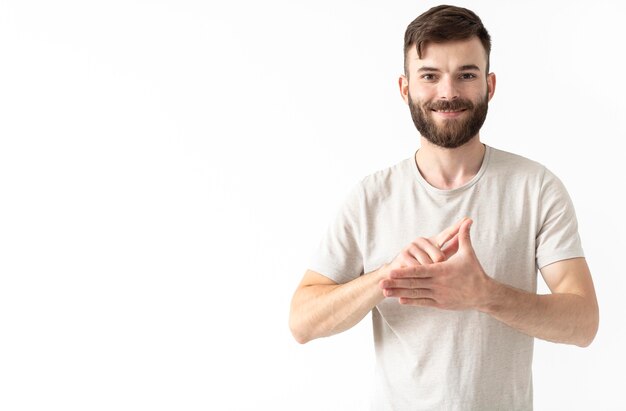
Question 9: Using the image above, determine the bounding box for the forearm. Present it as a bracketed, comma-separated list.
[289, 268, 387, 344]
[481, 280, 599, 347]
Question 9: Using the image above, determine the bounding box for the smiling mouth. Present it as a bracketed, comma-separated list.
[432, 109, 467, 113]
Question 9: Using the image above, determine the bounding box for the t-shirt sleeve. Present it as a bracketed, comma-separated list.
[307, 180, 365, 284]
[535, 168, 585, 269]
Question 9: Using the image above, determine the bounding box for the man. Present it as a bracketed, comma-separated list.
[289, 5, 598, 410]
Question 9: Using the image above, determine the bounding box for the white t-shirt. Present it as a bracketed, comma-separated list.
[308, 145, 584, 410]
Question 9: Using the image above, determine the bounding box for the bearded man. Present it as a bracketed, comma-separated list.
[289, 5, 598, 410]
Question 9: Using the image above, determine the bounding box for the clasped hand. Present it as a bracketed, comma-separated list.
[379, 217, 492, 311]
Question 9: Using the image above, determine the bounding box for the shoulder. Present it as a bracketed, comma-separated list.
[486, 146, 570, 198]
[488, 146, 546, 174]
[357, 156, 415, 200]
[486, 146, 554, 183]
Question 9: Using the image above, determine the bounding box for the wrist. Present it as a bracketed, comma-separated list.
[373, 263, 390, 282]
[477, 275, 502, 314]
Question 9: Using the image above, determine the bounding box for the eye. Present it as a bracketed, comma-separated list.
[459, 73, 477, 80]
[421, 73, 437, 81]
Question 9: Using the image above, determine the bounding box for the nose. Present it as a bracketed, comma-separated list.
[437, 76, 459, 100]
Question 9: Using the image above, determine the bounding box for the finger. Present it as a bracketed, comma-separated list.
[389, 265, 432, 279]
[441, 234, 459, 260]
[432, 217, 468, 248]
[380, 278, 433, 289]
[406, 243, 433, 265]
[413, 238, 445, 264]
[383, 287, 434, 298]
[396, 249, 421, 267]
[458, 218, 474, 251]
[398, 297, 439, 307]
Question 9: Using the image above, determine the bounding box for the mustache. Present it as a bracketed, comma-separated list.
[425, 99, 474, 111]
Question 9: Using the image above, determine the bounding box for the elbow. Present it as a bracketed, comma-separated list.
[576, 330, 597, 348]
[289, 314, 312, 345]
[290, 325, 311, 345]
[292, 332, 311, 345]
[576, 304, 599, 348]
[575, 331, 595, 348]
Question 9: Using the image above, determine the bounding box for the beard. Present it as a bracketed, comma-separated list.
[408, 91, 489, 149]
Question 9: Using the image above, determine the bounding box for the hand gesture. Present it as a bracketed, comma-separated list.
[385, 217, 467, 271]
[380, 218, 491, 311]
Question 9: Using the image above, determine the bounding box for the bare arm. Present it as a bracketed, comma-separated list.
[288, 268, 387, 344]
[381, 219, 599, 347]
[482, 257, 599, 347]
[289, 218, 466, 344]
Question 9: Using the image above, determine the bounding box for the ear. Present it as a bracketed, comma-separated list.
[487, 72, 496, 102]
[398, 74, 409, 105]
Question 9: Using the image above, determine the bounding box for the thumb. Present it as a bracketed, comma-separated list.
[458, 218, 474, 251]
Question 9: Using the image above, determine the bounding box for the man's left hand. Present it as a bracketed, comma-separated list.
[379, 218, 493, 311]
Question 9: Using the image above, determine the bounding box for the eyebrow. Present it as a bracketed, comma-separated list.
[459, 64, 481, 71]
[416, 66, 440, 73]
[417, 64, 482, 73]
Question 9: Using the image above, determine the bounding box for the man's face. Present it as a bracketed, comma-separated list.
[401, 37, 495, 148]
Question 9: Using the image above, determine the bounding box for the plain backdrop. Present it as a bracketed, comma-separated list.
[1, 1, 625, 410]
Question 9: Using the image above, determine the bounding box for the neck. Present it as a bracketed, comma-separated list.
[415, 136, 486, 190]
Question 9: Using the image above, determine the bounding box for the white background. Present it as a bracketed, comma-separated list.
[1, 1, 624, 410]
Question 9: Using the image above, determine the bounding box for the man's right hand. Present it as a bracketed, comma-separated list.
[289, 217, 469, 343]
[384, 217, 469, 272]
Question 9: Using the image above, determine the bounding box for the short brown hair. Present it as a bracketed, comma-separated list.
[404, 5, 491, 76]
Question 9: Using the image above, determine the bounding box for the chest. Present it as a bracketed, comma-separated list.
[361, 183, 539, 291]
